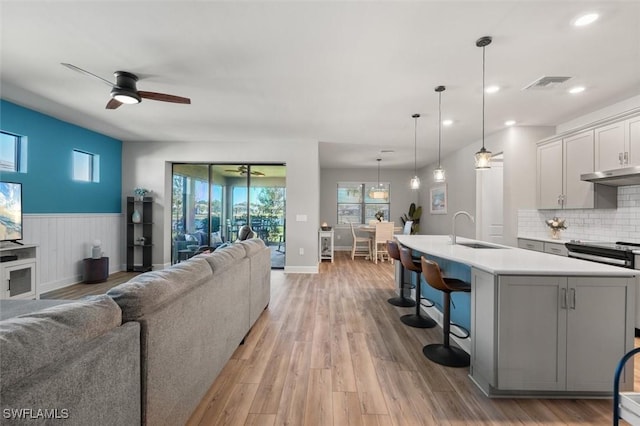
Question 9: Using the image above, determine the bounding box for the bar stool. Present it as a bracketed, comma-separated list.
[420, 256, 471, 367]
[386, 240, 415, 307]
[399, 246, 436, 329]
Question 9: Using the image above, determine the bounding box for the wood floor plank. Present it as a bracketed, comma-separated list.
[303, 369, 333, 426]
[331, 324, 358, 392]
[273, 340, 312, 426]
[212, 382, 259, 426]
[348, 332, 389, 415]
[332, 391, 364, 426]
[244, 413, 276, 426]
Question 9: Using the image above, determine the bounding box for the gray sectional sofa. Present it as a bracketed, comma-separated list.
[0, 296, 141, 425]
[0, 238, 271, 426]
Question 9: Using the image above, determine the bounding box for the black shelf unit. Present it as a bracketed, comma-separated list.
[126, 196, 153, 272]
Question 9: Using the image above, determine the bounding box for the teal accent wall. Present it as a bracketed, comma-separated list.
[406, 251, 471, 332]
[0, 100, 122, 213]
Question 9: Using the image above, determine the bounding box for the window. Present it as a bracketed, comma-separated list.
[337, 182, 390, 224]
[73, 149, 100, 182]
[0, 131, 27, 173]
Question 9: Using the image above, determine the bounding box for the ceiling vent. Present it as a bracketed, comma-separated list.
[523, 76, 572, 90]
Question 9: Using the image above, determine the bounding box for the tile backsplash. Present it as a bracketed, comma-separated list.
[518, 185, 640, 243]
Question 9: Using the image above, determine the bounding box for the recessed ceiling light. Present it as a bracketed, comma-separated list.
[569, 86, 586, 94]
[442, 119, 453, 126]
[505, 120, 516, 126]
[485, 85, 500, 94]
[574, 13, 599, 27]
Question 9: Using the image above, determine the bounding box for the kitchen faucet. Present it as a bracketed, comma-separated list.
[451, 211, 475, 245]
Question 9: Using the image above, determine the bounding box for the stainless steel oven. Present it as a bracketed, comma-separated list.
[565, 241, 640, 269]
[565, 241, 640, 334]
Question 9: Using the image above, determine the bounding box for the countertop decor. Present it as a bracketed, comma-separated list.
[545, 217, 567, 239]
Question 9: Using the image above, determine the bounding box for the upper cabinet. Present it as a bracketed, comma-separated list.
[595, 116, 640, 171]
[536, 113, 640, 210]
[537, 129, 616, 210]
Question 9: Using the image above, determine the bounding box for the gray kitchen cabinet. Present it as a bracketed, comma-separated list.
[595, 116, 640, 171]
[537, 129, 616, 209]
[496, 275, 633, 392]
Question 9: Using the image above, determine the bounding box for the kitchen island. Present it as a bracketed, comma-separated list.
[396, 234, 637, 398]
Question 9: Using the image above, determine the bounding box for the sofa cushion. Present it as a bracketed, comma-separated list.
[107, 257, 212, 321]
[0, 295, 121, 389]
[202, 243, 247, 273]
[237, 238, 267, 256]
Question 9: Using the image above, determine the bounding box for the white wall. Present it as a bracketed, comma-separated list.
[319, 167, 419, 249]
[557, 95, 640, 134]
[122, 139, 320, 273]
[420, 126, 553, 246]
[24, 213, 123, 293]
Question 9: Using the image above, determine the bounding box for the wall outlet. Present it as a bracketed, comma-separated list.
[299, 248, 304, 255]
[336, 234, 341, 240]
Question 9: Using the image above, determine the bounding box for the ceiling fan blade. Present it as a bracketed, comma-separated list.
[106, 98, 123, 109]
[138, 91, 191, 104]
[251, 171, 265, 176]
[61, 63, 114, 87]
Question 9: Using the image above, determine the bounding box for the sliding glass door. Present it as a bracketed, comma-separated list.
[171, 163, 286, 268]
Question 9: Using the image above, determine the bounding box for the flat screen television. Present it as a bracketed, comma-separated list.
[0, 181, 23, 242]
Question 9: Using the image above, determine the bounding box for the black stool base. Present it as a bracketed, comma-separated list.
[387, 296, 416, 307]
[400, 313, 436, 328]
[423, 343, 470, 367]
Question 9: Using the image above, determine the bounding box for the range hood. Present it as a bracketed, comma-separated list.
[581, 165, 640, 186]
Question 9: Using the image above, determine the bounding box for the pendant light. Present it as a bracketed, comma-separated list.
[475, 36, 493, 170]
[369, 158, 387, 199]
[433, 85, 446, 182]
[410, 113, 421, 189]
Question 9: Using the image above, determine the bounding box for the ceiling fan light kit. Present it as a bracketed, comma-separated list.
[61, 63, 191, 110]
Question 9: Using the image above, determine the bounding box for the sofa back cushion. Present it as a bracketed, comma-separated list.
[0, 295, 121, 389]
[201, 243, 247, 273]
[107, 257, 212, 321]
[237, 237, 267, 256]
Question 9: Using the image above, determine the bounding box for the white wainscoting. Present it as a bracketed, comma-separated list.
[23, 213, 124, 294]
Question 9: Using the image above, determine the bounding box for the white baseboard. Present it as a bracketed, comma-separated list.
[285, 265, 319, 274]
[40, 275, 83, 294]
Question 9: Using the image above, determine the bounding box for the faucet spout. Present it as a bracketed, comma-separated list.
[451, 210, 475, 245]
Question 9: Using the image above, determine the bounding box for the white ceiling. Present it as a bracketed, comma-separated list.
[1, 1, 639, 169]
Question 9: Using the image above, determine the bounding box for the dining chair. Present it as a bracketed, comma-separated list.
[402, 220, 413, 235]
[372, 222, 394, 264]
[350, 222, 371, 260]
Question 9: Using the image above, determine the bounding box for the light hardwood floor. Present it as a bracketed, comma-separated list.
[42, 253, 630, 425]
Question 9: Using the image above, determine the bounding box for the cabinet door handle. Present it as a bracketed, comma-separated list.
[560, 288, 567, 309]
[624, 151, 629, 165]
[619, 152, 624, 165]
[569, 288, 576, 309]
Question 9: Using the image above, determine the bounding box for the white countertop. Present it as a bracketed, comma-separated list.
[395, 235, 637, 277]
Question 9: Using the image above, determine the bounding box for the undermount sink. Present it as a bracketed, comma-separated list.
[457, 242, 503, 249]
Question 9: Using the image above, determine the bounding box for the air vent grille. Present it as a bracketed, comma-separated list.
[523, 76, 571, 90]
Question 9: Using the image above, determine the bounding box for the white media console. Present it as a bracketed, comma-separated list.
[0, 243, 39, 299]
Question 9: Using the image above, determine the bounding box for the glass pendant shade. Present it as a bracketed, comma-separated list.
[410, 176, 420, 189]
[474, 146, 492, 169]
[370, 158, 388, 199]
[433, 167, 445, 182]
[475, 36, 493, 170]
[434, 86, 446, 182]
[410, 113, 421, 189]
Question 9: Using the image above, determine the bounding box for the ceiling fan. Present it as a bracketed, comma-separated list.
[224, 166, 265, 176]
[61, 63, 191, 110]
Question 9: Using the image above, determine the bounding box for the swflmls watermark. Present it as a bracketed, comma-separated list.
[3, 408, 69, 420]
